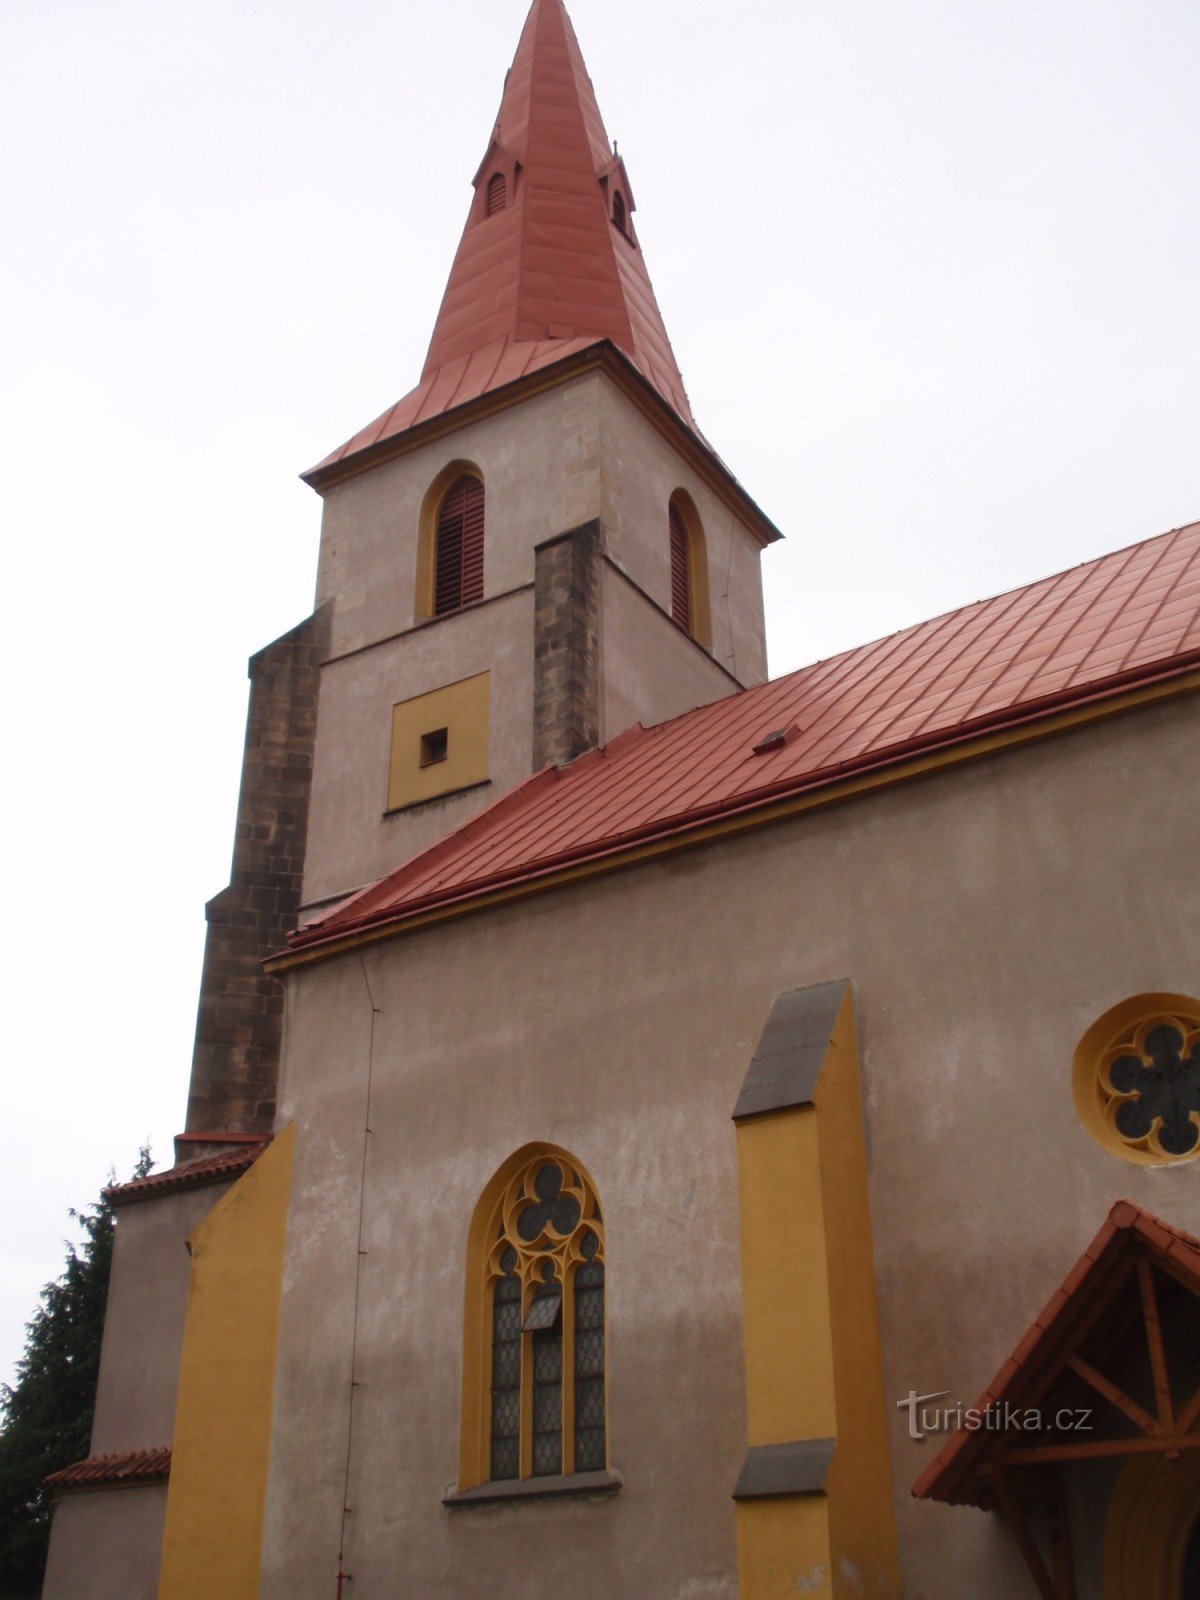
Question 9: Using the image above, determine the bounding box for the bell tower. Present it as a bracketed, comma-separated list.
[184, 0, 778, 1139]
[297, 0, 778, 911]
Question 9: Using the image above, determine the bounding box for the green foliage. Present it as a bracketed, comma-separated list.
[0, 1151, 152, 1600]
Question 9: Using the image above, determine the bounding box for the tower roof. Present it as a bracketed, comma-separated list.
[309, 0, 696, 481]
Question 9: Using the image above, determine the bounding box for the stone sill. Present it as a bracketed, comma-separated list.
[443, 1469, 622, 1509]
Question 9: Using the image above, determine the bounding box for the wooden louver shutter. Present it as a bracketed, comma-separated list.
[486, 171, 506, 216]
[434, 476, 485, 616]
[669, 501, 691, 632]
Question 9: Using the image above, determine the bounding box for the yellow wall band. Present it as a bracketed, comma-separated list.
[736, 1496, 834, 1600]
[157, 1127, 294, 1600]
[733, 987, 899, 1599]
[387, 671, 490, 812]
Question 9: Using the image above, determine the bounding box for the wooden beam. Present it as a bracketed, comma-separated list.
[1012, 1259, 1137, 1418]
[1176, 1382, 1200, 1434]
[1047, 1479, 1078, 1600]
[994, 1480, 1062, 1600]
[1065, 1353, 1159, 1436]
[1138, 1257, 1175, 1432]
[1001, 1432, 1200, 1468]
[1147, 1252, 1200, 1300]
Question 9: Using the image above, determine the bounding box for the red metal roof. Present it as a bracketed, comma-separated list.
[308, 0, 695, 480]
[46, 1447, 171, 1492]
[104, 1141, 269, 1207]
[913, 1201, 1200, 1507]
[291, 519, 1200, 955]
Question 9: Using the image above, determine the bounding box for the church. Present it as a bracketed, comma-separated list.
[40, 1, 1200, 1597]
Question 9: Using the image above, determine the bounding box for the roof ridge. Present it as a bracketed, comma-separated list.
[1112, 1197, 1200, 1252]
[579, 522, 1196, 759]
[773, 520, 1198, 700]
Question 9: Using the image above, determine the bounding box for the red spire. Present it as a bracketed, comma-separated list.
[311, 0, 695, 479]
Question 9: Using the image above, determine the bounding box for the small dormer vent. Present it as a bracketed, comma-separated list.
[753, 723, 802, 756]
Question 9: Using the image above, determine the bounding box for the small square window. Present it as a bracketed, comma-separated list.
[420, 728, 449, 767]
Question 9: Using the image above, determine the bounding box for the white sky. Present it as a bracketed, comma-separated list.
[2, 0, 1197, 1388]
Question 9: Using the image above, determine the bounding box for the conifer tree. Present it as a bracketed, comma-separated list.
[0, 1152, 151, 1599]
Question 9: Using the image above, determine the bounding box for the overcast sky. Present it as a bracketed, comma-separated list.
[3, 0, 1197, 1388]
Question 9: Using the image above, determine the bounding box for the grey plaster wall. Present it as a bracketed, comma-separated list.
[597, 381, 769, 688]
[48, 1182, 234, 1599]
[42, 1486, 168, 1600]
[314, 379, 603, 660]
[263, 696, 1198, 1599]
[303, 589, 535, 904]
[599, 561, 743, 741]
[90, 1185, 232, 1455]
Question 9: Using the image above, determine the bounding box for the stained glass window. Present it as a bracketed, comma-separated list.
[479, 1150, 606, 1483]
[573, 1261, 605, 1471]
[532, 1319, 563, 1475]
[489, 1272, 522, 1481]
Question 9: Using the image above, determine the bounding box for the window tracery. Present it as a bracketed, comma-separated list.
[481, 1153, 606, 1482]
[1074, 995, 1200, 1165]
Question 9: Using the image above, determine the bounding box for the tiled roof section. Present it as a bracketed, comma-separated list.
[913, 1201, 1200, 1508]
[46, 1447, 171, 1491]
[309, 0, 695, 478]
[293, 520, 1200, 951]
[104, 1140, 269, 1207]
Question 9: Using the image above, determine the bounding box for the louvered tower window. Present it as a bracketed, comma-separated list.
[434, 475, 485, 616]
[669, 500, 691, 632]
[612, 189, 626, 233]
[486, 171, 507, 216]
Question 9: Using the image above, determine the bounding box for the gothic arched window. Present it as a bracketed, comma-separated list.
[669, 499, 691, 632]
[667, 491, 712, 649]
[434, 474, 485, 616]
[461, 1148, 606, 1489]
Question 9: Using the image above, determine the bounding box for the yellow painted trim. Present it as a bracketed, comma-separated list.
[304, 343, 783, 549]
[1103, 1449, 1200, 1598]
[736, 1496, 834, 1600]
[458, 1144, 605, 1491]
[737, 1110, 836, 1442]
[670, 488, 713, 650]
[386, 671, 490, 812]
[157, 1127, 295, 1600]
[415, 460, 485, 622]
[814, 998, 901, 1597]
[734, 991, 899, 1599]
[267, 668, 1200, 973]
[1073, 992, 1200, 1166]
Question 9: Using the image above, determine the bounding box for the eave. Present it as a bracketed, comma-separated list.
[300, 340, 783, 549]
